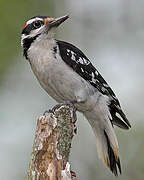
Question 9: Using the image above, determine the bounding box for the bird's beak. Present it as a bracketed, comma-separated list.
[45, 15, 69, 28]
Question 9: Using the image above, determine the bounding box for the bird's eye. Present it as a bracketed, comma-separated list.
[33, 20, 43, 29]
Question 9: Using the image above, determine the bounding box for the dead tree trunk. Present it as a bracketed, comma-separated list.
[27, 104, 77, 180]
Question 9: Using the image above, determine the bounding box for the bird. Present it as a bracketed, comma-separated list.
[21, 15, 131, 176]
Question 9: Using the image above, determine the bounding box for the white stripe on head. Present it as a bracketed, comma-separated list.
[26, 17, 43, 25]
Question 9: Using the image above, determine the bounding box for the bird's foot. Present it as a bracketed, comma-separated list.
[43, 100, 77, 116]
[43, 109, 53, 116]
[51, 100, 77, 113]
[51, 101, 77, 123]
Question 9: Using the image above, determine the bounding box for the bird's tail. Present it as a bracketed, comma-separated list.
[83, 99, 121, 176]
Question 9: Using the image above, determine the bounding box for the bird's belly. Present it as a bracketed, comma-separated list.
[29, 54, 97, 111]
[40, 67, 89, 103]
[41, 72, 80, 103]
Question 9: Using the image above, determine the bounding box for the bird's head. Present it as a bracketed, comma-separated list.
[21, 15, 69, 58]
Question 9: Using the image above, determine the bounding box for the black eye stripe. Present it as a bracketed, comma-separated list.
[22, 20, 44, 35]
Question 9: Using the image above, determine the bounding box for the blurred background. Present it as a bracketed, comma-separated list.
[0, 0, 144, 179]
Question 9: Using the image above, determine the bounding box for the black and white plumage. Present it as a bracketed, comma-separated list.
[21, 15, 131, 176]
[57, 40, 131, 129]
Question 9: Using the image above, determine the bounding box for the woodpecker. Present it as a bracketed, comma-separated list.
[21, 15, 131, 176]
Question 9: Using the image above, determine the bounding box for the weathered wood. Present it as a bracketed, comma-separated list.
[28, 104, 77, 180]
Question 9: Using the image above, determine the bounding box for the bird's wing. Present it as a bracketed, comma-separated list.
[57, 40, 131, 129]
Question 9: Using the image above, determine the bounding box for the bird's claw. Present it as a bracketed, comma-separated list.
[43, 101, 77, 123]
[51, 100, 77, 112]
[43, 109, 53, 116]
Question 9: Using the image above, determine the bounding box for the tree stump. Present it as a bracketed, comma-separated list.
[28, 104, 77, 180]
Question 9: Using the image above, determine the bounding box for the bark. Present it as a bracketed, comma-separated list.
[27, 104, 77, 180]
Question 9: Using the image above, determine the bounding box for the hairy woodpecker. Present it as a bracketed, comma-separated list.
[21, 15, 131, 176]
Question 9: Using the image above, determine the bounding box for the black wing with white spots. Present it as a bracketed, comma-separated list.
[57, 40, 131, 129]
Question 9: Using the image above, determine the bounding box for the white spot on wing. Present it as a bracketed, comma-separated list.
[78, 57, 84, 64]
[81, 68, 84, 72]
[71, 51, 76, 61]
[91, 72, 95, 78]
[67, 49, 70, 53]
[91, 77, 97, 83]
[83, 58, 90, 65]
[95, 70, 99, 76]
[103, 83, 109, 88]
[66, 49, 70, 56]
